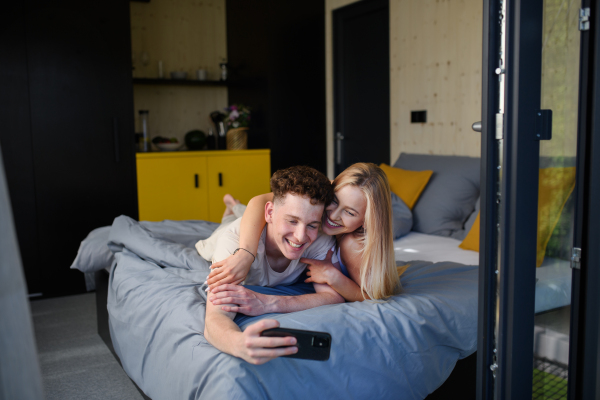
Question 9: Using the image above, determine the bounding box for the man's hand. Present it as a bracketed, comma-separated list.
[206, 250, 254, 291]
[209, 284, 271, 316]
[234, 319, 298, 365]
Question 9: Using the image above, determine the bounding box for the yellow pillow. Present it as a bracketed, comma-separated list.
[459, 212, 480, 252]
[380, 163, 433, 209]
[458, 167, 577, 266]
[536, 167, 576, 267]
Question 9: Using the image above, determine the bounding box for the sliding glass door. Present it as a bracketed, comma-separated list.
[478, 0, 598, 398]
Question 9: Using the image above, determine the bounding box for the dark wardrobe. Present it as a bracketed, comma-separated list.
[0, 0, 138, 297]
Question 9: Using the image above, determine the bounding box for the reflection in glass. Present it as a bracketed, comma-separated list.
[533, 0, 579, 398]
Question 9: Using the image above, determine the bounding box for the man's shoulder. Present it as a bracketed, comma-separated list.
[304, 231, 335, 258]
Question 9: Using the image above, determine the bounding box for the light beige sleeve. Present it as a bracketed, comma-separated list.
[211, 220, 242, 263]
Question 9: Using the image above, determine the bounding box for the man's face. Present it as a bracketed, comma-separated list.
[265, 193, 324, 260]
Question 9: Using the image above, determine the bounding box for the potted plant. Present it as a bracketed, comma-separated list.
[223, 104, 251, 150]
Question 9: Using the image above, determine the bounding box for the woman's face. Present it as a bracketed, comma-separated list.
[322, 185, 367, 236]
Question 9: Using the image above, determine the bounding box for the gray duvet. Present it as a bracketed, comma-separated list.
[106, 215, 477, 399]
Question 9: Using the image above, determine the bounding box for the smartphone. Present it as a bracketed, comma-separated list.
[261, 327, 332, 361]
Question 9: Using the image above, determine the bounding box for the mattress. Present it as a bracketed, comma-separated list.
[393, 232, 479, 265]
[394, 232, 572, 314]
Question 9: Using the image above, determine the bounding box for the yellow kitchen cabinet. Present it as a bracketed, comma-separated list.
[136, 150, 271, 223]
[206, 152, 272, 222]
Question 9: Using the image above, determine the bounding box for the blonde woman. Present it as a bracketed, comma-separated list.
[207, 163, 400, 301]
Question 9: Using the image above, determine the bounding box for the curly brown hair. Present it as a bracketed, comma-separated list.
[270, 165, 333, 206]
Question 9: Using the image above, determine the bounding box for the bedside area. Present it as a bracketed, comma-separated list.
[136, 149, 270, 223]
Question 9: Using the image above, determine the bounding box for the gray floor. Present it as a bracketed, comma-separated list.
[30, 293, 144, 400]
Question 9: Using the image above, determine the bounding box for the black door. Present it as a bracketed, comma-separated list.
[478, 0, 600, 398]
[26, 0, 138, 296]
[0, 0, 138, 297]
[333, 0, 389, 175]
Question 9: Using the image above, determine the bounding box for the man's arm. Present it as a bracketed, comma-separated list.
[203, 296, 298, 364]
[209, 282, 345, 315]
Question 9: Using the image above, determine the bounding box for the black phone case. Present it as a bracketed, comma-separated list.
[261, 327, 331, 361]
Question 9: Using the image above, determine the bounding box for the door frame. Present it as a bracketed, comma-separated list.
[479, 0, 600, 398]
[477, 0, 501, 397]
[569, 0, 600, 397]
[332, 0, 390, 176]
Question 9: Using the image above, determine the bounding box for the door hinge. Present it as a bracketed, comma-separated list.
[535, 110, 552, 141]
[580, 8, 590, 31]
[571, 247, 582, 270]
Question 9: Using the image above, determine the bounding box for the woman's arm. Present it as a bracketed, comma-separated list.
[238, 192, 273, 254]
[206, 193, 273, 290]
[337, 233, 372, 300]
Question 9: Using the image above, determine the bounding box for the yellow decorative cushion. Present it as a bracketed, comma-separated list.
[380, 163, 433, 209]
[536, 167, 576, 267]
[459, 213, 480, 252]
[458, 167, 577, 266]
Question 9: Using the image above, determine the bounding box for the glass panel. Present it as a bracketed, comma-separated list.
[533, 0, 580, 398]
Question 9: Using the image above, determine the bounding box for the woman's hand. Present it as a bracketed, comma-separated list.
[301, 249, 343, 286]
[206, 250, 254, 291]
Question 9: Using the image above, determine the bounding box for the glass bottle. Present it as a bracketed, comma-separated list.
[206, 128, 216, 150]
[139, 110, 150, 152]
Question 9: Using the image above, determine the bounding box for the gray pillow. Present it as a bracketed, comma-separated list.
[69, 226, 113, 273]
[393, 153, 480, 237]
[391, 192, 413, 239]
[451, 196, 480, 241]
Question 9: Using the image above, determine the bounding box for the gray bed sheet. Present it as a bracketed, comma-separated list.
[106, 215, 478, 399]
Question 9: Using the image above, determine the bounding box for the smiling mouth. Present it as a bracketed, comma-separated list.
[326, 218, 342, 228]
[285, 238, 305, 249]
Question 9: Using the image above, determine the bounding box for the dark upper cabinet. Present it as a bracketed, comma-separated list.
[0, 0, 138, 297]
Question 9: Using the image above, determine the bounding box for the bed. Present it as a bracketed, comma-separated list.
[73, 153, 490, 399]
[72, 152, 577, 398]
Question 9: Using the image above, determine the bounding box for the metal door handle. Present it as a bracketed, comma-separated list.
[195, 174, 199, 188]
[336, 132, 345, 165]
[219, 173, 223, 187]
[472, 121, 482, 132]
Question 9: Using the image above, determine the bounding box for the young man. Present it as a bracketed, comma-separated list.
[200, 166, 344, 364]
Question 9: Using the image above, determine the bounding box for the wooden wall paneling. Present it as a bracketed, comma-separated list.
[390, 0, 482, 162]
[133, 85, 228, 146]
[0, 3, 41, 294]
[130, 0, 228, 144]
[130, 0, 227, 80]
[326, 0, 483, 177]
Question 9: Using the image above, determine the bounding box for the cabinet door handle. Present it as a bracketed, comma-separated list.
[218, 173, 223, 187]
[113, 117, 120, 163]
[195, 174, 199, 188]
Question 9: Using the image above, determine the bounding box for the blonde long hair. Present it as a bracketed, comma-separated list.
[332, 163, 400, 299]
